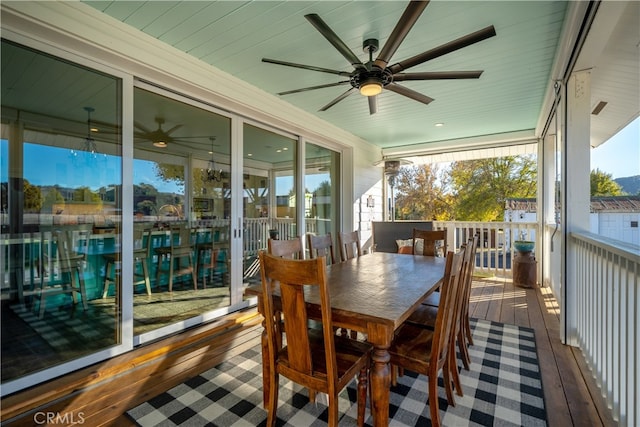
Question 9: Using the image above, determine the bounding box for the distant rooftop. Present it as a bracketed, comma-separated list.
[506, 196, 640, 213]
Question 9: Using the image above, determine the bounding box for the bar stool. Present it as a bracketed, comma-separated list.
[102, 227, 152, 298]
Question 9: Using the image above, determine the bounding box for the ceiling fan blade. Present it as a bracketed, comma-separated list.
[165, 124, 183, 135]
[368, 95, 378, 115]
[385, 83, 434, 105]
[262, 58, 352, 77]
[170, 135, 217, 139]
[305, 14, 366, 70]
[278, 81, 351, 96]
[373, 1, 429, 70]
[393, 70, 484, 81]
[319, 87, 356, 111]
[389, 25, 497, 74]
[134, 121, 152, 133]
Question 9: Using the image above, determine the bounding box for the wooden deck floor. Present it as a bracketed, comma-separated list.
[469, 277, 616, 427]
[2, 277, 617, 426]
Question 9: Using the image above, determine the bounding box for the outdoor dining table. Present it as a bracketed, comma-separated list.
[245, 251, 445, 426]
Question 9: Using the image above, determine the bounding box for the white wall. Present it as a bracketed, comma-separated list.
[590, 212, 640, 246]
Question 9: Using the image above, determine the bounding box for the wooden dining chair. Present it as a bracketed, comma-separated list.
[307, 232, 337, 265]
[267, 236, 304, 259]
[403, 242, 470, 402]
[259, 251, 372, 427]
[412, 228, 447, 257]
[337, 230, 362, 262]
[388, 248, 465, 427]
[419, 233, 480, 370]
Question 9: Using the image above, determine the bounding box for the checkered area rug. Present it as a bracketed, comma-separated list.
[127, 319, 547, 426]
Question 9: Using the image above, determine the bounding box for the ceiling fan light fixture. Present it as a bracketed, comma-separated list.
[153, 140, 167, 148]
[360, 80, 382, 97]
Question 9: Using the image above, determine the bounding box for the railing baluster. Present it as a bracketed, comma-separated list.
[571, 233, 638, 427]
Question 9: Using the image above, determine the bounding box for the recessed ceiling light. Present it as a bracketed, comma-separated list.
[247, 153, 253, 157]
[283, 147, 288, 151]
[277, 149, 282, 153]
[435, 123, 444, 127]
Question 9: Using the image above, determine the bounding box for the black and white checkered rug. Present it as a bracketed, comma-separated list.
[127, 319, 546, 426]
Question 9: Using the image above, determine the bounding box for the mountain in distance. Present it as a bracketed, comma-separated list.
[615, 175, 640, 195]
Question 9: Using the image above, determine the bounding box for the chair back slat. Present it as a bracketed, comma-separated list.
[338, 231, 362, 262]
[412, 228, 447, 257]
[307, 233, 336, 265]
[267, 236, 304, 259]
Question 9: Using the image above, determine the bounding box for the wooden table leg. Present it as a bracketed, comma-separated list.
[370, 345, 391, 427]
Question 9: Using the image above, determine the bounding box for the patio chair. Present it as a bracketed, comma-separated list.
[412, 228, 447, 257]
[419, 233, 480, 370]
[36, 229, 89, 318]
[103, 227, 152, 298]
[194, 226, 221, 288]
[267, 236, 304, 259]
[306, 232, 337, 265]
[337, 230, 362, 262]
[155, 225, 197, 292]
[389, 248, 465, 427]
[259, 251, 372, 426]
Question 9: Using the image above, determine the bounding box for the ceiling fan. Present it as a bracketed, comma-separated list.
[134, 117, 212, 149]
[262, 1, 496, 115]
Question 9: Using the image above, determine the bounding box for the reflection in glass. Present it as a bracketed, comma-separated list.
[242, 124, 296, 286]
[1, 40, 122, 382]
[305, 143, 340, 246]
[131, 87, 232, 337]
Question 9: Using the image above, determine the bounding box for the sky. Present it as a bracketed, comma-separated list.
[590, 117, 639, 179]
[2, 118, 638, 190]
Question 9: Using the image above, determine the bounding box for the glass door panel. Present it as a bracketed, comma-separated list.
[305, 143, 340, 246]
[242, 124, 296, 287]
[1, 40, 122, 382]
[132, 87, 232, 337]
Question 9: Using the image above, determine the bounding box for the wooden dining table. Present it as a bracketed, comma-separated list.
[245, 251, 445, 426]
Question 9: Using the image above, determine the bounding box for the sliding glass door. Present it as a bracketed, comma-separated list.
[305, 142, 340, 248]
[132, 87, 232, 339]
[242, 124, 297, 286]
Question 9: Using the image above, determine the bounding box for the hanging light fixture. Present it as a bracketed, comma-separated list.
[374, 158, 412, 222]
[206, 137, 223, 182]
[70, 107, 100, 160]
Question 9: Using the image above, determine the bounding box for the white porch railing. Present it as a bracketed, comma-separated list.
[433, 221, 537, 277]
[571, 232, 639, 427]
[243, 217, 328, 256]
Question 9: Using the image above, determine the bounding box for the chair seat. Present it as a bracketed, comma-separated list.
[406, 304, 438, 328]
[277, 328, 372, 390]
[389, 322, 436, 371]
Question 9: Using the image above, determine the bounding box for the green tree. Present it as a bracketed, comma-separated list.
[314, 180, 331, 196]
[590, 168, 623, 196]
[449, 155, 537, 221]
[73, 186, 101, 203]
[394, 164, 453, 220]
[42, 187, 65, 213]
[23, 179, 42, 212]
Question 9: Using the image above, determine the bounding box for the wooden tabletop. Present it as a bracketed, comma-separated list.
[247, 251, 444, 333]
